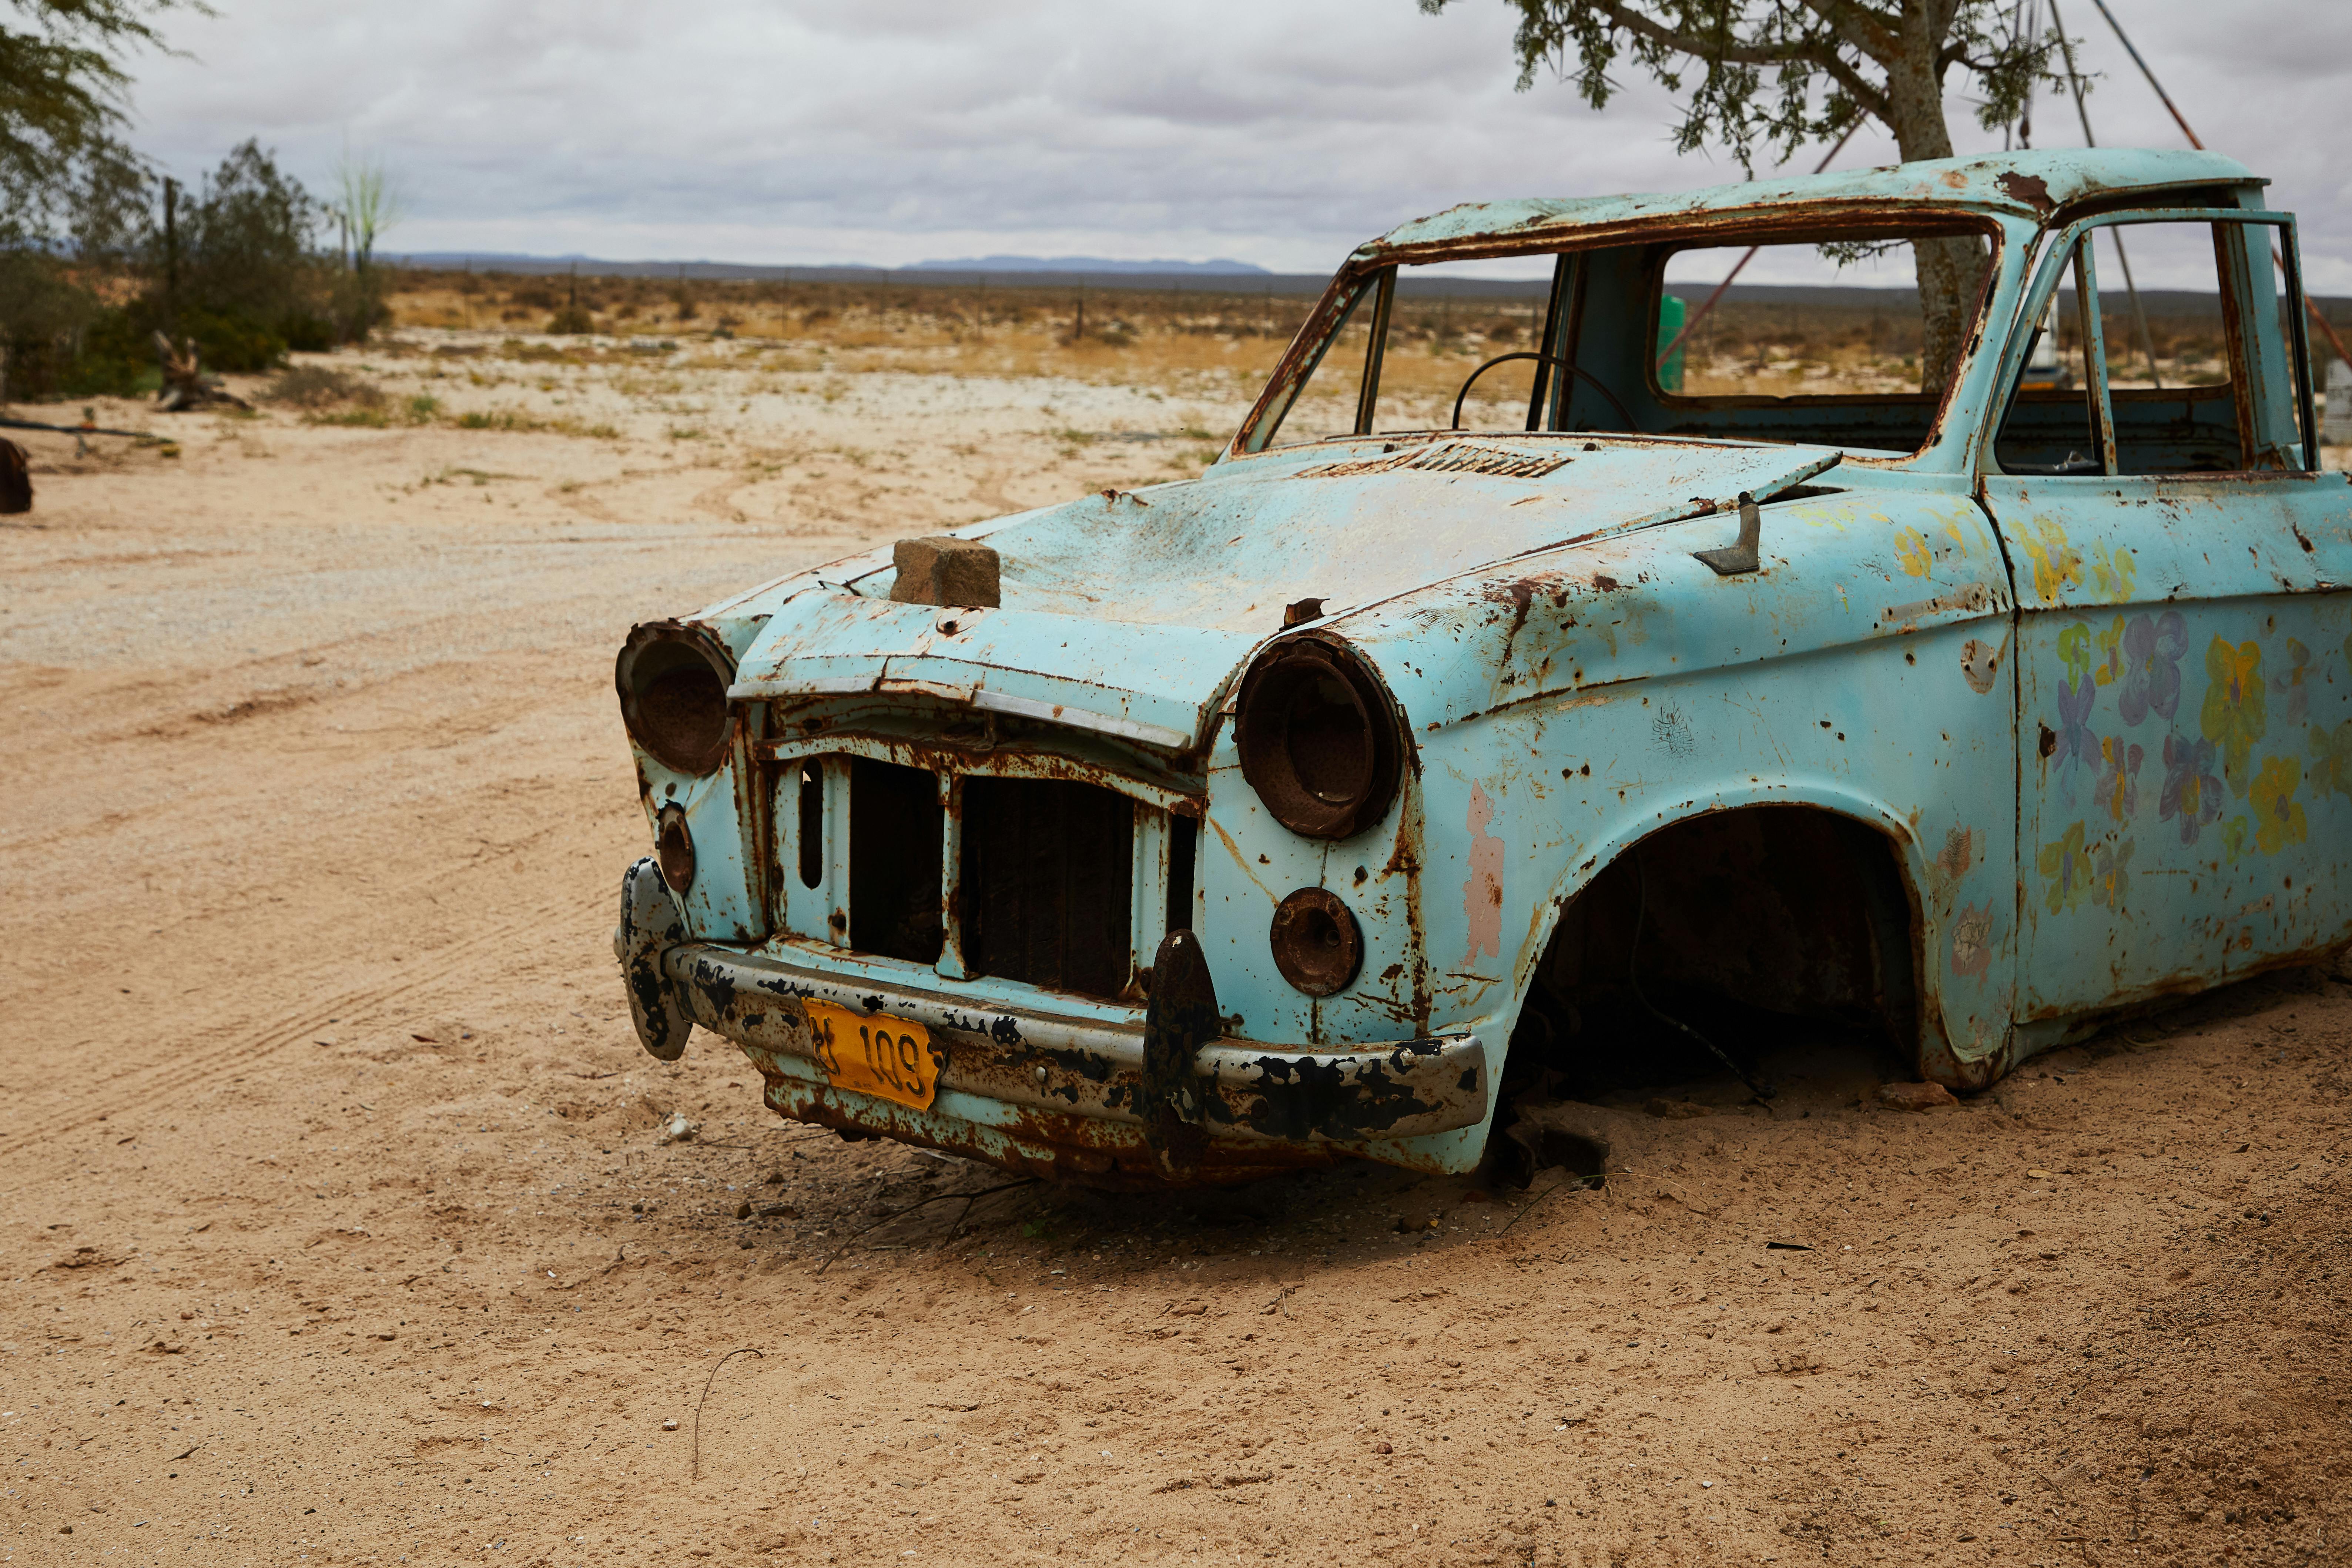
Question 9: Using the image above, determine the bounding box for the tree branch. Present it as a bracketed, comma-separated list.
[1579, 1, 1891, 123]
[1791, 0, 1902, 63]
[1581, 0, 1820, 71]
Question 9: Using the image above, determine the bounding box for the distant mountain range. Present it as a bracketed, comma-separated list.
[905, 255, 1269, 275]
[386, 251, 1270, 277]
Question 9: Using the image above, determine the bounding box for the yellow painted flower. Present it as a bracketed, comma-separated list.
[2198, 637, 2267, 796]
[2090, 539, 2137, 602]
[2096, 734, 2143, 821]
[2056, 620, 2094, 682]
[2016, 517, 2082, 602]
[2093, 615, 2125, 687]
[2251, 755, 2307, 855]
[2092, 838, 2134, 914]
[1894, 526, 1931, 578]
[2037, 821, 2090, 914]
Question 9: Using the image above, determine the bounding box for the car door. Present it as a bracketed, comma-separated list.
[1979, 208, 2352, 1035]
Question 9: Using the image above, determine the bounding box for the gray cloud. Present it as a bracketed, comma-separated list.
[123, 0, 2349, 287]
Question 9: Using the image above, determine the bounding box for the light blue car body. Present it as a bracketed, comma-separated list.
[617, 148, 2352, 1187]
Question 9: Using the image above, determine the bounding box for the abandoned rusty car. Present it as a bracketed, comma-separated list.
[612, 148, 2349, 1187]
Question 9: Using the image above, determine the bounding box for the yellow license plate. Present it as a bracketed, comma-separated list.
[804, 999, 942, 1111]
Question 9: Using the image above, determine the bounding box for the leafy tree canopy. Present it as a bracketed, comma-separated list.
[0, 0, 194, 252]
[1419, 0, 2066, 388]
[1419, 0, 2053, 166]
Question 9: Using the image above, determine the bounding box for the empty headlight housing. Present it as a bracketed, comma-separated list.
[1235, 632, 1405, 840]
[616, 620, 737, 776]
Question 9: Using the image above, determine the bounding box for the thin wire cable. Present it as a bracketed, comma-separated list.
[1652, 121, 1861, 372]
[2048, 0, 2162, 388]
[2081, 0, 2351, 371]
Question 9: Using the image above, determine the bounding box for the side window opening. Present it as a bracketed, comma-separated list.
[1995, 218, 2313, 476]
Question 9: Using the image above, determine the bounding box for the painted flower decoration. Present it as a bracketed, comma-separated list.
[2221, 815, 2251, 863]
[1894, 526, 1931, 577]
[2092, 838, 2134, 914]
[2270, 637, 2312, 725]
[2096, 734, 2143, 822]
[2017, 517, 2083, 602]
[1950, 901, 1996, 981]
[2115, 610, 2186, 726]
[2037, 821, 2091, 915]
[2251, 756, 2307, 855]
[2091, 615, 2126, 689]
[2198, 636, 2267, 797]
[2090, 539, 2137, 602]
[2053, 672, 2098, 803]
[2312, 720, 2352, 804]
[2056, 620, 2093, 682]
[2158, 733, 2223, 845]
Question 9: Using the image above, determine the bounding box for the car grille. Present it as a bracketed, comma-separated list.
[848, 758, 945, 966]
[802, 760, 1167, 1002]
[959, 775, 1133, 1000]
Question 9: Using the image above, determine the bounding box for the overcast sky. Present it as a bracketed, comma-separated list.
[123, 0, 2352, 290]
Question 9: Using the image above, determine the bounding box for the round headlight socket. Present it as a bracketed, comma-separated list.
[617, 620, 737, 775]
[1269, 887, 1363, 998]
[1235, 633, 1405, 840]
[655, 804, 696, 894]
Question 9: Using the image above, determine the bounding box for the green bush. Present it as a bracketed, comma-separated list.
[180, 307, 286, 373]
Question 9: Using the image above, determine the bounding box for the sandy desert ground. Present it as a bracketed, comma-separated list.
[4, 335, 2351, 1568]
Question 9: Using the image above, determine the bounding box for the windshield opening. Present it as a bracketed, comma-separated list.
[1239, 217, 2001, 462]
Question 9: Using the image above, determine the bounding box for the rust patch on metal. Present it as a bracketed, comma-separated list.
[1996, 171, 2056, 216]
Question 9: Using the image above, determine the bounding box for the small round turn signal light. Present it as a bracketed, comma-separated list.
[655, 804, 696, 894]
[1269, 886, 1362, 997]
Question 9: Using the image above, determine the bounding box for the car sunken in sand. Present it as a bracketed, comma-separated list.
[613, 148, 2348, 1187]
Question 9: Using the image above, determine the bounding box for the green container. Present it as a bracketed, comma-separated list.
[1655, 294, 1687, 393]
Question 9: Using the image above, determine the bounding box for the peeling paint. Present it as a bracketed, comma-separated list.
[1460, 783, 1504, 966]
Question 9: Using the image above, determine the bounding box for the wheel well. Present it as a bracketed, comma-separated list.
[1509, 805, 1922, 1099]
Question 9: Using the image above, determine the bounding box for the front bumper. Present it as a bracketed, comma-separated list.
[615, 862, 1488, 1185]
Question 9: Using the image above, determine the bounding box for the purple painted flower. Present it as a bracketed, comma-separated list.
[2271, 637, 2313, 725]
[2053, 672, 2098, 803]
[2116, 610, 2186, 727]
[2159, 732, 2223, 845]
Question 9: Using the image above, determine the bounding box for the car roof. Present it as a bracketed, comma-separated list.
[1359, 147, 2261, 261]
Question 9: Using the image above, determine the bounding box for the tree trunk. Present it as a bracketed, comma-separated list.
[1883, 1, 1987, 396]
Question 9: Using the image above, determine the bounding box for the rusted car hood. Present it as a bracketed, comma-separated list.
[727, 435, 1840, 749]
